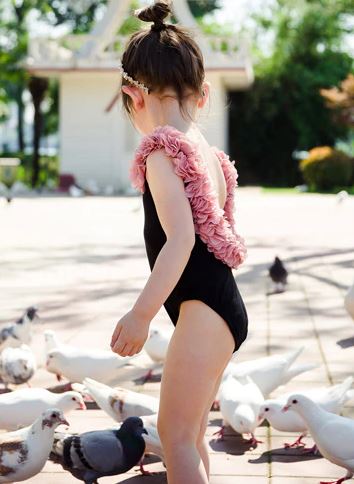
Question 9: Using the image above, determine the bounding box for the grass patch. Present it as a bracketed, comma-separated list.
[261, 187, 300, 194]
[261, 186, 354, 195]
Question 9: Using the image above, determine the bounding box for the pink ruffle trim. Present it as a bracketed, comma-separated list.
[130, 125, 247, 269]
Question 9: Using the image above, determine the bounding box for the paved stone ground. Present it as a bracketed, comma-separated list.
[0, 188, 353, 483]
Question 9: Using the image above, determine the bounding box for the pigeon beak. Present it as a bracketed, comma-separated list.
[258, 414, 264, 422]
[142, 428, 148, 435]
[79, 401, 87, 410]
[282, 405, 290, 413]
[59, 417, 70, 426]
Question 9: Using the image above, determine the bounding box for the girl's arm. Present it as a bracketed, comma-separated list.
[110, 148, 195, 356]
[132, 148, 196, 323]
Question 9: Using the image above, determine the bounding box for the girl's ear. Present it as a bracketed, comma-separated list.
[198, 81, 211, 109]
[121, 85, 145, 111]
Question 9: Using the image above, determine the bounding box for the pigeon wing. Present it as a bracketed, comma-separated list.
[315, 417, 354, 462]
[79, 430, 125, 473]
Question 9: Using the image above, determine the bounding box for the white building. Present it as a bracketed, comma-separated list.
[26, 0, 253, 193]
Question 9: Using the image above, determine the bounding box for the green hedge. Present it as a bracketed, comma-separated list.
[299, 147, 353, 191]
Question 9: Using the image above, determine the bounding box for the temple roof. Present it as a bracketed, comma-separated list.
[26, 0, 253, 87]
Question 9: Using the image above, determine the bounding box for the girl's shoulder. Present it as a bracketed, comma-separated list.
[130, 124, 238, 194]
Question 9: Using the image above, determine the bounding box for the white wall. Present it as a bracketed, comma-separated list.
[59, 71, 139, 193]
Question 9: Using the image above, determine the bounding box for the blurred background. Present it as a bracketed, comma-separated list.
[0, 0, 353, 195]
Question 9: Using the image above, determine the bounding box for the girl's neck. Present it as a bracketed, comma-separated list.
[143, 97, 197, 136]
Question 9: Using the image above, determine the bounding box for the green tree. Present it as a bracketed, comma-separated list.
[229, 0, 353, 186]
[187, 0, 220, 18]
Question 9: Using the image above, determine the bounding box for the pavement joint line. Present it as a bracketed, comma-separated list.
[266, 276, 272, 483]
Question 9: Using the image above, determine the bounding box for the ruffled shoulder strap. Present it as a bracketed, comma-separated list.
[130, 125, 247, 269]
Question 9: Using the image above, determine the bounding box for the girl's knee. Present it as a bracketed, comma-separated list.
[157, 415, 200, 445]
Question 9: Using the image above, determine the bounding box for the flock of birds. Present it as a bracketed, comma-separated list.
[1, 256, 354, 484]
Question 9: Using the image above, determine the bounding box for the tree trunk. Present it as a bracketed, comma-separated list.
[28, 77, 48, 188]
[16, 85, 25, 152]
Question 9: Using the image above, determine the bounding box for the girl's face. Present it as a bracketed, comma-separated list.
[122, 83, 210, 135]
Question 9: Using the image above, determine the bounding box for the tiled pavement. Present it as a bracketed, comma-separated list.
[0, 188, 353, 483]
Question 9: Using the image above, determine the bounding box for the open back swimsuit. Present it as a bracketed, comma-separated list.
[130, 125, 248, 354]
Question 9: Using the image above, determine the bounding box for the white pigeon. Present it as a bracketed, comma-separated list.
[283, 394, 354, 484]
[217, 374, 264, 447]
[0, 307, 39, 351]
[0, 408, 69, 483]
[0, 345, 36, 387]
[144, 326, 173, 363]
[44, 330, 64, 354]
[0, 388, 85, 430]
[44, 331, 162, 384]
[46, 347, 142, 384]
[259, 377, 354, 449]
[226, 346, 318, 398]
[82, 377, 159, 422]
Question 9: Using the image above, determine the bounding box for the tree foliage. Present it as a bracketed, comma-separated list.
[229, 0, 354, 186]
[187, 0, 220, 18]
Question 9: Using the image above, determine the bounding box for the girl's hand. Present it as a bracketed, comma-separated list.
[110, 309, 150, 357]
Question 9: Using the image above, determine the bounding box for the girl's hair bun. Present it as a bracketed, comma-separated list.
[134, 1, 172, 32]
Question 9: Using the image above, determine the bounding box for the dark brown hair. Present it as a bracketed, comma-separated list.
[121, 0, 205, 117]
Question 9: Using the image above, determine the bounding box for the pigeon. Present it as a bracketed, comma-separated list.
[0, 408, 69, 483]
[336, 190, 349, 205]
[0, 345, 36, 387]
[0, 387, 85, 430]
[0, 306, 39, 351]
[144, 326, 173, 363]
[81, 377, 159, 422]
[44, 330, 63, 354]
[44, 331, 162, 384]
[227, 346, 318, 398]
[344, 281, 354, 320]
[215, 374, 264, 447]
[50, 416, 148, 483]
[258, 377, 354, 449]
[46, 347, 141, 384]
[282, 394, 354, 484]
[269, 256, 288, 292]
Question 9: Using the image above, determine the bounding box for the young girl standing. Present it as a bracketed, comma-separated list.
[110, 1, 249, 482]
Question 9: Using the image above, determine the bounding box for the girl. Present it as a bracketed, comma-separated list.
[110, 1, 249, 482]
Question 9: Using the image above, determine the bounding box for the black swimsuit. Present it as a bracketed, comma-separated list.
[142, 180, 248, 354]
[130, 124, 249, 354]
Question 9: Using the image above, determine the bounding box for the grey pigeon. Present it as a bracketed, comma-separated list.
[0, 345, 36, 387]
[0, 307, 39, 351]
[50, 416, 148, 483]
[269, 256, 288, 292]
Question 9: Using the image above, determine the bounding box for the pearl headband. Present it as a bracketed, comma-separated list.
[118, 62, 150, 94]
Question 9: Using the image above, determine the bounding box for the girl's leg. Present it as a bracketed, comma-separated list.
[157, 300, 235, 484]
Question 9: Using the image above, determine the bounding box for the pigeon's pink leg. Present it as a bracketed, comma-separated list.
[138, 458, 157, 475]
[212, 425, 225, 441]
[247, 433, 263, 447]
[320, 476, 352, 484]
[284, 434, 306, 448]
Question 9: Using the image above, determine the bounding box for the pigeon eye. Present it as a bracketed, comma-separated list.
[292, 399, 298, 404]
[72, 397, 76, 401]
[265, 407, 269, 412]
[51, 412, 57, 418]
